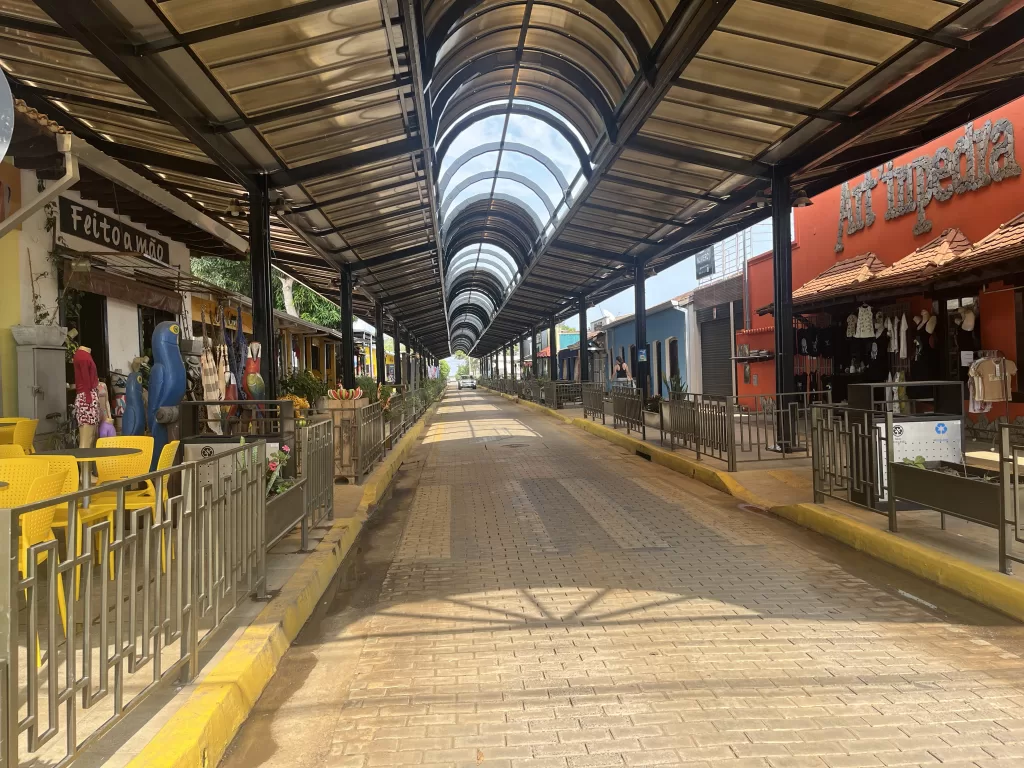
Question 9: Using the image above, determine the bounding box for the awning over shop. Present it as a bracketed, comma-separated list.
[790, 253, 886, 305]
[781, 216, 1024, 312]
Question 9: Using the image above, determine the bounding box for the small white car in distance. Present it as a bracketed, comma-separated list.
[457, 375, 477, 390]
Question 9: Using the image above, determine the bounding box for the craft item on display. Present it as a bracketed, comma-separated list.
[200, 312, 223, 435]
[845, 314, 857, 338]
[899, 314, 909, 359]
[854, 304, 874, 338]
[121, 359, 146, 436]
[962, 308, 976, 331]
[925, 314, 938, 334]
[73, 346, 100, 447]
[147, 321, 187, 471]
[243, 341, 266, 403]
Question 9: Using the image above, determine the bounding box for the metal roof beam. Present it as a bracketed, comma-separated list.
[601, 174, 723, 203]
[274, 138, 420, 185]
[138, 0, 369, 53]
[354, 245, 437, 271]
[291, 173, 425, 214]
[628, 136, 772, 178]
[748, 0, 969, 49]
[674, 78, 849, 122]
[212, 77, 412, 133]
[35, 0, 260, 192]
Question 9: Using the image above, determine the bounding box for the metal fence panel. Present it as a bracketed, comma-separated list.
[582, 383, 605, 424]
[611, 387, 645, 439]
[0, 441, 266, 767]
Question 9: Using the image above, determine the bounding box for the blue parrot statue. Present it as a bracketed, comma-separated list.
[121, 368, 146, 436]
[147, 321, 187, 470]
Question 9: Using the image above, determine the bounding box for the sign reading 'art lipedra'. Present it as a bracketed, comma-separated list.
[835, 119, 1020, 252]
[59, 196, 170, 263]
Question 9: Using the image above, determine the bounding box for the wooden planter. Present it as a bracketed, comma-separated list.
[324, 397, 368, 481]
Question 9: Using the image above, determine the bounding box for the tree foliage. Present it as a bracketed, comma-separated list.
[439, 360, 450, 380]
[192, 256, 340, 327]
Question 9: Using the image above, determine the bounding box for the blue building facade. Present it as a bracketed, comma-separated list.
[602, 298, 687, 398]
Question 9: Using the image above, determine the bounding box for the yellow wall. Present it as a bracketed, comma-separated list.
[0, 163, 22, 417]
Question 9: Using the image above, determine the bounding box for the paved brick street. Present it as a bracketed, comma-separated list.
[224, 390, 1024, 768]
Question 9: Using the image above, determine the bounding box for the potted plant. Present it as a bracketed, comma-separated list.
[263, 443, 305, 544]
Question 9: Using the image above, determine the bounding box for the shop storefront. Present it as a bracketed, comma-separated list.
[738, 97, 1024, 431]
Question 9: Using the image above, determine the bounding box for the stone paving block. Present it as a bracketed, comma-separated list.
[221, 392, 1024, 768]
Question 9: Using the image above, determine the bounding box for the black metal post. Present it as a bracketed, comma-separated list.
[395, 323, 403, 386]
[634, 257, 648, 396]
[503, 346, 508, 379]
[249, 173, 278, 398]
[578, 295, 589, 382]
[531, 327, 537, 378]
[772, 166, 795, 396]
[549, 318, 558, 381]
[339, 266, 356, 389]
[519, 336, 526, 381]
[375, 302, 386, 385]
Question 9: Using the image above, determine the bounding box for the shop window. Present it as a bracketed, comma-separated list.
[311, 344, 321, 371]
[945, 295, 979, 383]
[138, 306, 175, 368]
[668, 338, 680, 379]
[74, 292, 110, 378]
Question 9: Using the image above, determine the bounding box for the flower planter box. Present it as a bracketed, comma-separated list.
[643, 410, 661, 431]
[11, 324, 67, 347]
[889, 461, 1001, 528]
[266, 479, 306, 549]
[324, 397, 368, 481]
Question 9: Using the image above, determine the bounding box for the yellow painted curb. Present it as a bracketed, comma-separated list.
[128, 399, 443, 768]
[770, 503, 1024, 623]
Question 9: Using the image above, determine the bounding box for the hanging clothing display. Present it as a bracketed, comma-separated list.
[845, 313, 857, 338]
[854, 304, 875, 338]
[969, 356, 1017, 408]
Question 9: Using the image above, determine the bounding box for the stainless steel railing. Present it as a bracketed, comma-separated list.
[582, 383, 605, 424]
[611, 386, 644, 438]
[0, 441, 266, 768]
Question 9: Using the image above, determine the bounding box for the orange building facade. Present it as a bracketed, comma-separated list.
[738, 95, 1024, 420]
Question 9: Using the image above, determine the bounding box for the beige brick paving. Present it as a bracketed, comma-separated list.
[226, 391, 1024, 768]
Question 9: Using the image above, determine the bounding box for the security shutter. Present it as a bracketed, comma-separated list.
[701, 317, 733, 396]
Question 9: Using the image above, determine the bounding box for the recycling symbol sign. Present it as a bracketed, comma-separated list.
[935, 422, 948, 435]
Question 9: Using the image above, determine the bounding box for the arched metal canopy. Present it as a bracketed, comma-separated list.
[10, 0, 1023, 362]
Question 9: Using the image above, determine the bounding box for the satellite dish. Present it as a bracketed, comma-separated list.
[0, 73, 13, 163]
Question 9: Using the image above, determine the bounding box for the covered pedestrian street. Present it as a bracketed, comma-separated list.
[4, 1, 1024, 767]
[223, 389, 1024, 768]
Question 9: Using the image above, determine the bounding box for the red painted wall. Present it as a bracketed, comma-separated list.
[738, 96, 1024, 404]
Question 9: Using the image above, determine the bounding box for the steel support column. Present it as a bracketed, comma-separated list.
[549, 318, 558, 381]
[339, 266, 356, 389]
[772, 166, 795, 397]
[519, 336, 526, 381]
[578, 296, 589, 382]
[531, 327, 538, 378]
[503, 346, 508, 379]
[249, 173, 278, 398]
[634, 258, 648, 397]
[375, 302, 386, 385]
[395, 324, 403, 386]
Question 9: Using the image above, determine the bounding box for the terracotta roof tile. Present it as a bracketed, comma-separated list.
[791, 252, 886, 302]
[940, 214, 1024, 276]
[867, 228, 972, 290]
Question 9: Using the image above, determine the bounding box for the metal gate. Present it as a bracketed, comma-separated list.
[700, 317, 732, 396]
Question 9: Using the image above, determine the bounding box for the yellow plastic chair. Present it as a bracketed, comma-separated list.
[0, 418, 27, 445]
[95, 436, 153, 487]
[13, 419, 38, 454]
[0, 462, 69, 663]
[90, 440, 179, 572]
[0, 445, 25, 458]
